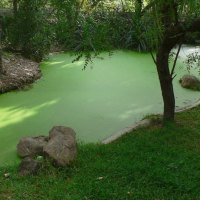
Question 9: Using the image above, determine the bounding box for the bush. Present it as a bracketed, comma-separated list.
[5, 0, 53, 61]
[53, 3, 144, 52]
[3, 0, 148, 62]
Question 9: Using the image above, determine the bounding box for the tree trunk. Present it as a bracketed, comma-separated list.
[13, 0, 18, 16]
[0, 16, 3, 76]
[156, 46, 175, 122]
[0, 48, 3, 76]
[154, 2, 179, 123]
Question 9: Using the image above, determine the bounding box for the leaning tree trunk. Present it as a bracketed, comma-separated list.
[156, 45, 175, 122]
[154, 1, 180, 123]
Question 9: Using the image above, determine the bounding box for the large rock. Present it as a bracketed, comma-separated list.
[179, 74, 200, 90]
[43, 126, 77, 166]
[17, 136, 48, 157]
[19, 157, 41, 176]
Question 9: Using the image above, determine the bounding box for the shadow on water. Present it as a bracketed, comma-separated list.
[0, 49, 199, 166]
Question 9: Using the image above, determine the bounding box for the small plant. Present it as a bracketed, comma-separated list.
[185, 51, 200, 74]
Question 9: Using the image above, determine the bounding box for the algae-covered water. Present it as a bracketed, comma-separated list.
[0, 49, 200, 166]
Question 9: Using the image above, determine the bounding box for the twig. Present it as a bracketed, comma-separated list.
[172, 74, 177, 80]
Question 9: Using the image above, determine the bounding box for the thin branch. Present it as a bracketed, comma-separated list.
[170, 42, 182, 77]
[169, 33, 184, 39]
[172, 74, 177, 80]
[150, 51, 157, 65]
[142, 36, 157, 66]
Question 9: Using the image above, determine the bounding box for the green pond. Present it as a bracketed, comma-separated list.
[0, 48, 200, 166]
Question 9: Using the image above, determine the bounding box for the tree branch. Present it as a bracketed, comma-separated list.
[170, 42, 182, 77]
[185, 18, 200, 33]
[150, 51, 157, 65]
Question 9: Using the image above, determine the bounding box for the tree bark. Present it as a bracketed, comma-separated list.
[0, 16, 3, 76]
[155, 17, 200, 123]
[155, 1, 180, 123]
[0, 48, 3, 76]
[156, 45, 175, 122]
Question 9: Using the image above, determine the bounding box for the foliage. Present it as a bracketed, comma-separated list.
[0, 0, 11, 8]
[2, 0, 151, 62]
[3, 0, 199, 62]
[49, 0, 150, 66]
[185, 51, 200, 74]
[142, 0, 200, 49]
[52, 0, 144, 52]
[5, 0, 53, 61]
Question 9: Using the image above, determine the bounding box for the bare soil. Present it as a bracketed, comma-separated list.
[0, 53, 42, 93]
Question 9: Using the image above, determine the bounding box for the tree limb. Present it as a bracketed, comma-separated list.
[150, 51, 157, 65]
[170, 42, 182, 77]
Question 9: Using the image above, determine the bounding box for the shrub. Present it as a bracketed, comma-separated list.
[5, 0, 53, 61]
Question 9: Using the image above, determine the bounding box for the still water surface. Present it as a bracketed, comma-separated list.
[0, 48, 199, 165]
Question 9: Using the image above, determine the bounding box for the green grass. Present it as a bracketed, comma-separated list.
[1, 107, 200, 200]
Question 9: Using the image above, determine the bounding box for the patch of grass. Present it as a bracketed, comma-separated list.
[1, 107, 200, 199]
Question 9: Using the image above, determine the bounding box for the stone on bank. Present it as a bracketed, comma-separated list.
[17, 126, 77, 176]
[179, 74, 200, 90]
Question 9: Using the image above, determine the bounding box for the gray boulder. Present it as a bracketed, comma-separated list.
[179, 74, 200, 90]
[43, 126, 77, 166]
[19, 157, 41, 176]
[17, 136, 48, 157]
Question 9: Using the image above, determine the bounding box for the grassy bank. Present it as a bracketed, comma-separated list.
[1, 106, 200, 200]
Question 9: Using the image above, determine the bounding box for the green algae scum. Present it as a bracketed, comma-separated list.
[0, 49, 200, 166]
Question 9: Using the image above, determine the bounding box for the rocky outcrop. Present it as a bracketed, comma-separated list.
[19, 157, 41, 176]
[17, 126, 77, 175]
[17, 136, 48, 157]
[44, 126, 77, 166]
[179, 74, 200, 90]
[0, 54, 42, 94]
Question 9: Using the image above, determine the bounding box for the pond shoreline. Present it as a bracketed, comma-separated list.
[0, 53, 42, 94]
[102, 98, 200, 144]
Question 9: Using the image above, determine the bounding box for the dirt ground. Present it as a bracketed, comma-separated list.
[0, 53, 42, 93]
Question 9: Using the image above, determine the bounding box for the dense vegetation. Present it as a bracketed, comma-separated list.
[1, 0, 145, 62]
[2, 0, 199, 60]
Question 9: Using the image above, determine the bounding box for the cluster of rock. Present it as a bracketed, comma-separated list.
[17, 126, 77, 176]
[0, 54, 41, 93]
[179, 74, 200, 91]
